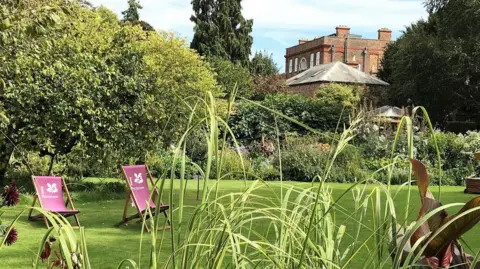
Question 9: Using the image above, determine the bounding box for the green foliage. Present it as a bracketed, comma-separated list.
[184, 128, 208, 164]
[190, 0, 253, 66]
[316, 83, 360, 107]
[209, 56, 253, 98]
[415, 131, 480, 184]
[67, 181, 126, 194]
[250, 155, 279, 180]
[274, 136, 364, 182]
[0, 1, 219, 183]
[211, 148, 252, 180]
[120, 0, 154, 32]
[128, 20, 155, 31]
[251, 74, 287, 101]
[146, 147, 196, 179]
[249, 50, 278, 76]
[121, 0, 142, 22]
[0, 0, 67, 43]
[230, 84, 359, 141]
[379, 0, 480, 129]
[274, 142, 327, 181]
[356, 124, 480, 185]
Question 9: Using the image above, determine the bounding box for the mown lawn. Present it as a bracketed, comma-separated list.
[1, 179, 479, 268]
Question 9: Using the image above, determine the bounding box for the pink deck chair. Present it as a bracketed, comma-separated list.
[115, 165, 169, 231]
[28, 176, 80, 228]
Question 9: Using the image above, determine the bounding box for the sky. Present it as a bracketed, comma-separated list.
[89, 0, 429, 71]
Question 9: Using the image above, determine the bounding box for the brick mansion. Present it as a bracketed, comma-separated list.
[285, 25, 392, 78]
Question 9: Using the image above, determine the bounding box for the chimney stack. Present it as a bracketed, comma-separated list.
[298, 39, 309, 45]
[378, 28, 392, 41]
[336, 25, 350, 38]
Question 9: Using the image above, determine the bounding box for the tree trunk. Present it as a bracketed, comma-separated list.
[0, 139, 15, 185]
[47, 154, 56, 176]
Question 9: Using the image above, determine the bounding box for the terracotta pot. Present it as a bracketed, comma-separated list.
[465, 177, 480, 194]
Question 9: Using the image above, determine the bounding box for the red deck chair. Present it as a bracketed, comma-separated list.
[115, 165, 170, 231]
[28, 176, 80, 228]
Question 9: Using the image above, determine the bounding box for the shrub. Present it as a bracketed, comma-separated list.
[274, 138, 329, 181]
[99, 182, 127, 193]
[209, 56, 253, 98]
[66, 181, 126, 194]
[316, 83, 360, 110]
[463, 131, 480, 155]
[211, 148, 253, 180]
[6, 152, 65, 192]
[250, 74, 287, 101]
[230, 86, 359, 142]
[275, 147, 325, 181]
[146, 148, 196, 179]
[185, 128, 209, 164]
[330, 145, 366, 182]
[251, 155, 280, 181]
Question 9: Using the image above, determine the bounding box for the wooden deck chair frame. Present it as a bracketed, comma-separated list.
[115, 165, 170, 232]
[27, 176, 80, 228]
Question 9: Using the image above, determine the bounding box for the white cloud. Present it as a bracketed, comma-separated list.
[90, 0, 427, 33]
[89, 0, 194, 31]
[245, 0, 427, 32]
[88, 0, 428, 66]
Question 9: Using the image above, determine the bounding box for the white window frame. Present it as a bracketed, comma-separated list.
[289, 59, 293, 73]
[294, 58, 298, 72]
[299, 57, 307, 71]
[310, 53, 314, 68]
[316, 52, 320, 65]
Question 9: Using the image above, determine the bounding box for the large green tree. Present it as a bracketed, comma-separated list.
[249, 51, 278, 76]
[190, 0, 253, 66]
[209, 56, 253, 98]
[0, 0, 70, 179]
[379, 0, 480, 129]
[0, 1, 218, 181]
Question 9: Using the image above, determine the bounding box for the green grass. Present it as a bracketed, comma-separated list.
[1, 179, 479, 268]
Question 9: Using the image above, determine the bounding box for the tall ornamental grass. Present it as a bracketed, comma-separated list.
[9, 92, 480, 269]
[113, 93, 480, 268]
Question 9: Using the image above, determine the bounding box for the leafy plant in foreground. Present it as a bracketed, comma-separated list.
[392, 158, 480, 268]
[32, 209, 91, 269]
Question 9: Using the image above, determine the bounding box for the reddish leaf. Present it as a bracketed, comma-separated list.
[424, 198, 448, 233]
[50, 251, 67, 269]
[410, 159, 434, 199]
[40, 242, 51, 262]
[440, 243, 453, 268]
[425, 256, 439, 269]
[410, 159, 447, 252]
[423, 245, 454, 269]
[411, 197, 447, 253]
[429, 197, 480, 256]
[410, 159, 448, 261]
[409, 158, 480, 266]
